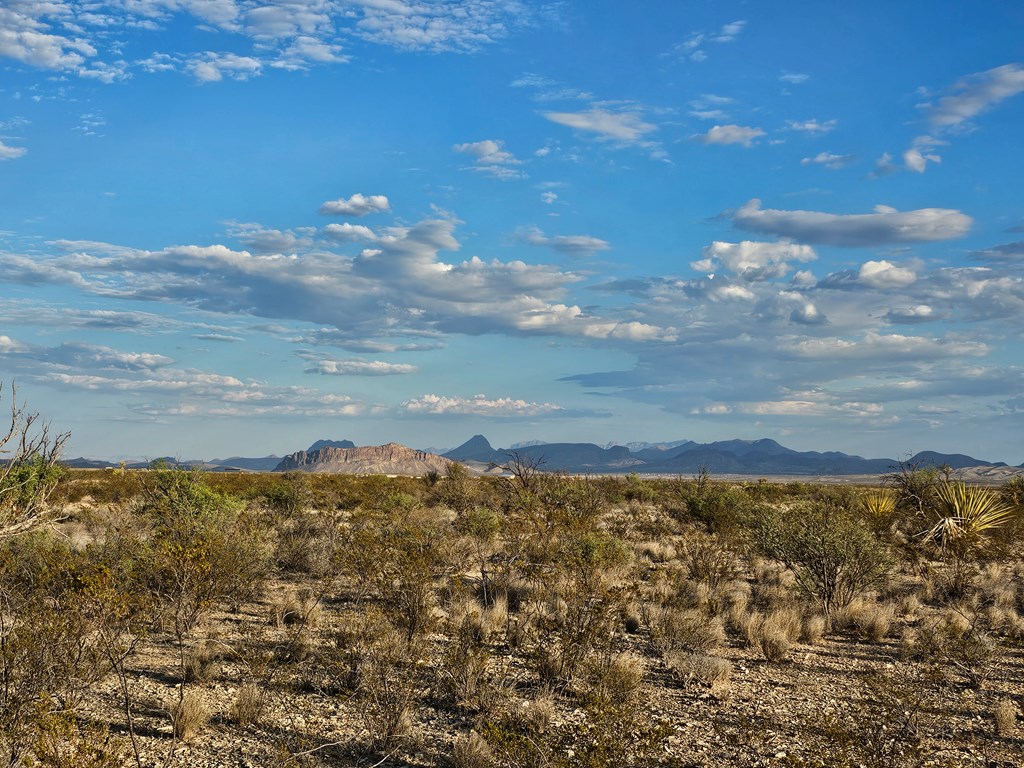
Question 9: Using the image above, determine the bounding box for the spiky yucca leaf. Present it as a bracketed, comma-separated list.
[924, 482, 1014, 551]
[861, 490, 896, 520]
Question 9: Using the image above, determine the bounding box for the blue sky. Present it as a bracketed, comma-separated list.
[2, 1, 1024, 463]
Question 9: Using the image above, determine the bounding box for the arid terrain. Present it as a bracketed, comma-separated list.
[2, 464, 1023, 767]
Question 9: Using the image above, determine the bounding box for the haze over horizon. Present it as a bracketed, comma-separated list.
[2, 2, 1023, 464]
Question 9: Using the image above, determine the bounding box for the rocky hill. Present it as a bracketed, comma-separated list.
[274, 443, 452, 475]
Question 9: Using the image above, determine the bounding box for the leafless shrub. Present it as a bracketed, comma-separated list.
[680, 531, 742, 589]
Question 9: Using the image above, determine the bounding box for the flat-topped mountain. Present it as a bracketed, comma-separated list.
[275, 443, 452, 475]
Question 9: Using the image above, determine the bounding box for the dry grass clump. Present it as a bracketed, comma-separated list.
[521, 690, 556, 733]
[183, 640, 220, 683]
[452, 730, 495, 768]
[636, 539, 677, 563]
[743, 609, 795, 662]
[993, 698, 1018, 737]
[229, 683, 264, 725]
[170, 690, 209, 741]
[665, 651, 732, 692]
[270, 588, 321, 628]
[800, 613, 827, 645]
[845, 600, 896, 642]
[584, 653, 645, 707]
[647, 605, 725, 653]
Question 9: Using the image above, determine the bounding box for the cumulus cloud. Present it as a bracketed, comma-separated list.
[227, 222, 311, 254]
[187, 52, 262, 82]
[319, 193, 390, 217]
[801, 151, 853, 170]
[858, 260, 916, 289]
[0, 141, 27, 160]
[692, 124, 765, 147]
[0, 212, 675, 348]
[401, 393, 565, 417]
[732, 199, 973, 246]
[697, 240, 816, 281]
[322, 222, 377, 243]
[517, 227, 611, 257]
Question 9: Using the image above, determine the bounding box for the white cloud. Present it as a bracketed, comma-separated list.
[858, 260, 917, 289]
[710, 284, 755, 301]
[926, 63, 1024, 131]
[783, 332, 988, 361]
[544, 109, 656, 142]
[902, 135, 945, 172]
[540, 191, 558, 204]
[884, 305, 935, 324]
[0, 213, 675, 347]
[787, 119, 837, 133]
[227, 222, 311, 254]
[801, 151, 853, 170]
[188, 52, 262, 82]
[517, 227, 611, 257]
[453, 139, 525, 179]
[348, 0, 534, 52]
[779, 72, 810, 84]
[304, 358, 418, 376]
[693, 124, 765, 147]
[698, 240, 816, 281]
[322, 222, 378, 242]
[732, 199, 973, 246]
[319, 193, 390, 217]
[401, 393, 565, 417]
[0, 141, 27, 160]
[894, 65, 1024, 174]
[676, 20, 746, 61]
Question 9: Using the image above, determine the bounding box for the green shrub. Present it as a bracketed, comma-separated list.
[754, 501, 892, 617]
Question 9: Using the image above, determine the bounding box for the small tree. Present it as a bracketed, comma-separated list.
[754, 501, 892, 619]
[0, 383, 69, 539]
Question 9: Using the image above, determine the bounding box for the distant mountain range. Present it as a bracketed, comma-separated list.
[61, 435, 1023, 476]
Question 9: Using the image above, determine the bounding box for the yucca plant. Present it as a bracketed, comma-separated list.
[923, 482, 1014, 556]
[861, 489, 896, 535]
